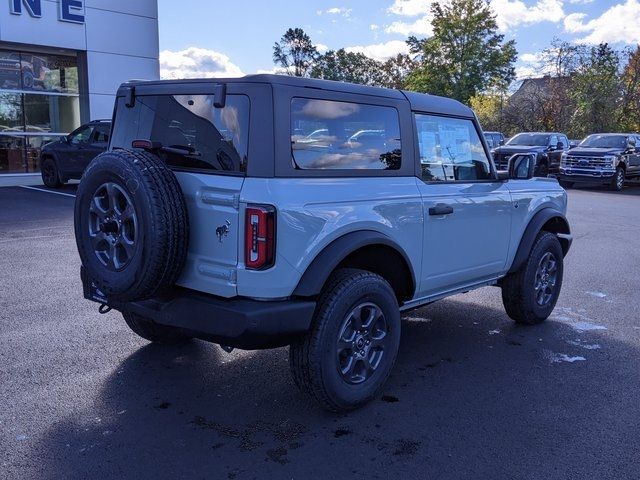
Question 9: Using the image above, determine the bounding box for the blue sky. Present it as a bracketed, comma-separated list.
[157, 1, 640, 80]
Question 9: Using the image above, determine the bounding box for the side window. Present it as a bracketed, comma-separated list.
[561, 136, 569, 149]
[291, 98, 401, 170]
[549, 135, 559, 147]
[70, 126, 94, 145]
[485, 134, 494, 149]
[93, 124, 110, 143]
[415, 114, 493, 182]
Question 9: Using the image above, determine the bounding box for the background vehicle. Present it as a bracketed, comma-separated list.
[40, 120, 111, 188]
[74, 76, 571, 411]
[559, 133, 640, 191]
[483, 131, 505, 149]
[492, 132, 570, 176]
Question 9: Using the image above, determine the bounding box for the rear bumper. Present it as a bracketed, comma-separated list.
[81, 269, 316, 350]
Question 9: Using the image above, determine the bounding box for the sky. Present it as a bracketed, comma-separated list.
[157, 0, 640, 81]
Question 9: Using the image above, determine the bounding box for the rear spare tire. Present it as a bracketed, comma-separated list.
[74, 149, 188, 302]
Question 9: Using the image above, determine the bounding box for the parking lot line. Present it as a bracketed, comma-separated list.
[19, 186, 76, 198]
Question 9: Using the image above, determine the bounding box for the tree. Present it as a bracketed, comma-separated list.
[404, 0, 517, 104]
[470, 91, 504, 131]
[570, 43, 621, 137]
[273, 28, 318, 77]
[311, 49, 385, 86]
[619, 46, 640, 132]
[380, 54, 416, 89]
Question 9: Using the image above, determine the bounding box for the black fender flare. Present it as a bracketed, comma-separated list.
[509, 208, 572, 274]
[293, 230, 416, 298]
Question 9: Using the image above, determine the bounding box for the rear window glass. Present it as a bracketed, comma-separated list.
[291, 98, 401, 170]
[111, 94, 250, 173]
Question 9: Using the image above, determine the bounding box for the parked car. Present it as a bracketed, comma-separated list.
[491, 132, 570, 176]
[558, 133, 640, 191]
[40, 120, 111, 188]
[483, 131, 505, 149]
[74, 75, 572, 411]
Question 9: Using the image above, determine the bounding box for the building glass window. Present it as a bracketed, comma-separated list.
[0, 48, 80, 174]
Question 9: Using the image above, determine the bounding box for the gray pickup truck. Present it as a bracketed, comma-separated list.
[74, 75, 572, 411]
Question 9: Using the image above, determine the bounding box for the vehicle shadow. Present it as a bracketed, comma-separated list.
[569, 181, 640, 196]
[33, 297, 639, 479]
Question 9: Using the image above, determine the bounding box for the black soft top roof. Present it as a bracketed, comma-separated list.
[120, 74, 475, 119]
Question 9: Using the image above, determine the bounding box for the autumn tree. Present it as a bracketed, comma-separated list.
[570, 43, 621, 137]
[404, 0, 517, 103]
[619, 46, 640, 132]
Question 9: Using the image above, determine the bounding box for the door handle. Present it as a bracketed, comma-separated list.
[429, 204, 454, 216]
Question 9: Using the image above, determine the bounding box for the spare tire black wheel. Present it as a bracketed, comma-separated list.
[74, 149, 189, 302]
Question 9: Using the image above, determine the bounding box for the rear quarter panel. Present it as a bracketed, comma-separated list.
[237, 177, 424, 299]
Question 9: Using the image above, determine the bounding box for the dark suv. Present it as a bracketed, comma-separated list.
[558, 133, 640, 191]
[40, 120, 111, 188]
[492, 132, 570, 177]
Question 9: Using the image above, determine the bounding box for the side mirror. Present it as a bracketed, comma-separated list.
[508, 153, 536, 180]
[499, 139, 505, 146]
[557, 141, 564, 150]
[627, 139, 636, 151]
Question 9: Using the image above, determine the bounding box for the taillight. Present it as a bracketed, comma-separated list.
[245, 205, 276, 270]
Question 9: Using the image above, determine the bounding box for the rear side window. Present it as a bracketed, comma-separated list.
[111, 94, 250, 173]
[415, 114, 493, 182]
[291, 98, 401, 170]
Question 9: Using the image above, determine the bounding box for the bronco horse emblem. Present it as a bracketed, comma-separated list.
[216, 220, 231, 243]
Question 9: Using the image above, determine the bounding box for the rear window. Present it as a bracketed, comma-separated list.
[111, 94, 250, 173]
[291, 98, 401, 170]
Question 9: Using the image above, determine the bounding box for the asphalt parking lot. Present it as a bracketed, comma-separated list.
[1, 183, 639, 479]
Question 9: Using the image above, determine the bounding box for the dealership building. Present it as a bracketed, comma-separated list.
[0, 0, 160, 184]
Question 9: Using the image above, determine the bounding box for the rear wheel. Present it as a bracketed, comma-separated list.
[289, 269, 401, 412]
[122, 311, 191, 344]
[41, 157, 63, 188]
[559, 180, 573, 189]
[501, 232, 564, 325]
[610, 167, 625, 191]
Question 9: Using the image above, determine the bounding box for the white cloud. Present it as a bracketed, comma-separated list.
[325, 7, 352, 17]
[385, 0, 565, 35]
[316, 43, 329, 53]
[564, 0, 640, 44]
[385, 16, 433, 36]
[345, 40, 410, 61]
[388, 0, 431, 16]
[160, 47, 243, 79]
[569, 0, 594, 4]
[491, 0, 565, 31]
[370, 24, 380, 30]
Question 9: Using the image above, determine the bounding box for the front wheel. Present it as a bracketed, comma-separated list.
[535, 162, 549, 178]
[501, 232, 564, 325]
[289, 269, 401, 412]
[559, 180, 573, 189]
[122, 311, 191, 345]
[610, 167, 625, 191]
[41, 157, 63, 188]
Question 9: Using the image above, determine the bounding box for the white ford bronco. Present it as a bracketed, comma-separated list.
[74, 75, 572, 411]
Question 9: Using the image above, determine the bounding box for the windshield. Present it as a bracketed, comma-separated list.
[579, 135, 627, 149]
[507, 133, 551, 146]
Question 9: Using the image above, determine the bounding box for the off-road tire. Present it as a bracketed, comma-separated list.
[610, 166, 625, 191]
[559, 180, 573, 189]
[501, 232, 564, 325]
[122, 311, 191, 344]
[41, 157, 63, 188]
[74, 149, 189, 302]
[289, 269, 401, 412]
